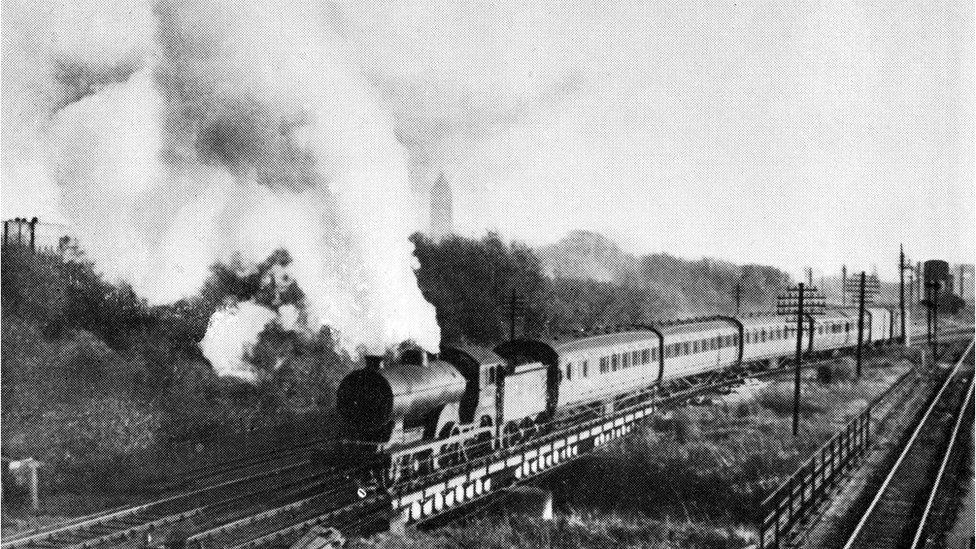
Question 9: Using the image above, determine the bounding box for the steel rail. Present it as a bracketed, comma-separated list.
[1, 460, 313, 549]
[909, 376, 974, 549]
[840, 338, 974, 549]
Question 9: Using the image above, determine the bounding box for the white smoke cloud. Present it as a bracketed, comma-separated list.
[200, 301, 277, 382]
[3, 0, 441, 375]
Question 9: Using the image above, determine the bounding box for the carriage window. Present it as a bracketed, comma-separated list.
[633, 350, 641, 365]
[622, 353, 630, 369]
[650, 347, 658, 361]
[642, 349, 650, 363]
[612, 354, 620, 371]
[565, 362, 572, 380]
[683, 342, 691, 355]
[582, 360, 588, 377]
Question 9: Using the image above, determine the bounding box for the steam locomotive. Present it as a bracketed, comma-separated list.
[334, 306, 906, 493]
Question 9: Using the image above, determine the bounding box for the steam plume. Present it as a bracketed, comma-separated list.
[4, 0, 441, 375]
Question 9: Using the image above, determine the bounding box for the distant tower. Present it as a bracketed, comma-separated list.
[430, 171, 453, 241]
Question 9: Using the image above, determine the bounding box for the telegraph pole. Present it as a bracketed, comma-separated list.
[735, 282, 742, 315]
[793, 283, 804, 436]
[856, 273, 866, 378]
[916, 262, 923, 304]
[899, 245, 906, 343]
[927, 280, 940, 360]
[778, 283, 825, 436]
[842, 265, 847, 306]
[507, 290, 526, 341]
[844, 272, 879, 379]
[960, 264, 966, 300]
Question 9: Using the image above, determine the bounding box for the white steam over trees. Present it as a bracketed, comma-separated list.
[4, 0, 441, 370]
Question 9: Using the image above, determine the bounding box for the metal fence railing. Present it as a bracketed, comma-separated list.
[758, 407, 872, 549]
[756, 348, 937, 549]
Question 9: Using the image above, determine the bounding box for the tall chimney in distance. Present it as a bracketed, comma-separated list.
[430, 171, 453, 241]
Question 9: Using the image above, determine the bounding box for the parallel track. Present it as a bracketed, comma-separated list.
[1, 460, 320, 549]
[840, 339, 974, 549]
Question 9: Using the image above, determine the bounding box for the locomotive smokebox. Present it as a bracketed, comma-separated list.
[336, 360, 466, 430]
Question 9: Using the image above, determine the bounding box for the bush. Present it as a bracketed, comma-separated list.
[816, 357, 855, 384]
[3, 396, 162, 494]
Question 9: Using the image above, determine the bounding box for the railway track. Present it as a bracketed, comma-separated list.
[0, 459, 321, 549]
[838, 340, 974, 549]
[5, 327, 971, 549]
[228, 339, 973, 548]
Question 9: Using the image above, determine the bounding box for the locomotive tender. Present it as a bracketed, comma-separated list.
[335, 306, 906, 490]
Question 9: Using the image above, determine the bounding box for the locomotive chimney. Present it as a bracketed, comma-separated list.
[363, 355, 384, 370]
[399, 348, 430, 367]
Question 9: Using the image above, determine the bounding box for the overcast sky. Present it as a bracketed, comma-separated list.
[4, 0, 973, 281]
[352, 0, 974, 280]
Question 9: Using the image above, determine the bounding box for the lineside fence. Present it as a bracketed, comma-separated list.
[757, 350, 929, 549]
[758, 407, 872, 549]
